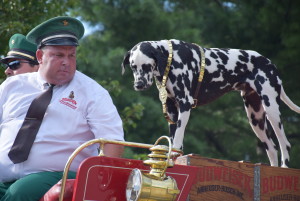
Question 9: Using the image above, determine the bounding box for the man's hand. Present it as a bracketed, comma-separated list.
[103, 144, 124, 158]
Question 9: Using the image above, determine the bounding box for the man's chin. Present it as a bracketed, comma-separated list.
[53, 75, 73, 85]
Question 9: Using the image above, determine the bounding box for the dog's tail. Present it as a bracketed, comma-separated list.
[281, 86, 300, 113]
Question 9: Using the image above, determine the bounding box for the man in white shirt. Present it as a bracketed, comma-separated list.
[0, 16, 124, 201]
[1, 33, 39, 77]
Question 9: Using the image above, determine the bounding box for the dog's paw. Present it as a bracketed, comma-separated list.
[169, 150, 182, 161]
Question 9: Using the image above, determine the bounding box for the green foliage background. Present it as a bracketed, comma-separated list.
[1, 0, 299, 168]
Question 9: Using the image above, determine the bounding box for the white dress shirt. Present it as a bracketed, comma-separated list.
[0, 71, 124, 182]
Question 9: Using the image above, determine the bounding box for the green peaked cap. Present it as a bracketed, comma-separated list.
[1, 33, 38, 64]
[26, 16, 85, 48]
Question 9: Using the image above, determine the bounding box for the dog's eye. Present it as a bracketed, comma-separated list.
[142, 64, 152, 72]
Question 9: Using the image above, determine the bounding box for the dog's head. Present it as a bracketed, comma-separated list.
[121, 41, 169, 91]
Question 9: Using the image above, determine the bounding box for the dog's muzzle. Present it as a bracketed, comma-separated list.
[134, 81, 147, 90]
[134, 77, 151, 91]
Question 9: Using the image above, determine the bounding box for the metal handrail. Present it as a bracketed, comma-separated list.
[58, 137, 183, 201]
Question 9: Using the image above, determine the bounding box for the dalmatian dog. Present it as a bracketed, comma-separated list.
[121, 39, 300, 167]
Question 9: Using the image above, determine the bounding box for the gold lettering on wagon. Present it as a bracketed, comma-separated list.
[197, 166, 253, 197]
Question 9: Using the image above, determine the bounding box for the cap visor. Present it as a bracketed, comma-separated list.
[40, 37, 78, 48]
[1, 55, 37, 64]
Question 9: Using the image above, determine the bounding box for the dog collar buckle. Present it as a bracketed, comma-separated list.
[192, 99, 198, 108]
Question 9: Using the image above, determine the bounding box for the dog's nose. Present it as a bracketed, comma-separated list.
[134, 81, 144, 90]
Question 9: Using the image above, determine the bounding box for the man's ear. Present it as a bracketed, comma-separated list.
[36, 49, 43, 64]
[121, 51, 130, 75]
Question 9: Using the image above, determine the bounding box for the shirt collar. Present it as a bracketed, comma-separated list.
[36, 72, 49, 89]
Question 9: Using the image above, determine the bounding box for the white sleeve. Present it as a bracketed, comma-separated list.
[86, 89, 124, 141]
[0, 81, 8, 124]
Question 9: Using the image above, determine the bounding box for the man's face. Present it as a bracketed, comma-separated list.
[37, 46, 77, 85]
[4, 59, 39, 77]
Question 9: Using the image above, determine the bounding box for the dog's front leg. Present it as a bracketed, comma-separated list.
[166, 97, 178, 139]
[172, 110, 191, 149]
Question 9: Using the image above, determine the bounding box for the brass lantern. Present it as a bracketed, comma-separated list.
[126, 136, 180, 201]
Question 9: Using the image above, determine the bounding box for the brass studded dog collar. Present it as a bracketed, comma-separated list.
[155, 40, 206, 124]
[155, 40, 175, 124]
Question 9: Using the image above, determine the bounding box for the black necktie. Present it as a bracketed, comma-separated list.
[8, 84, 55, 164]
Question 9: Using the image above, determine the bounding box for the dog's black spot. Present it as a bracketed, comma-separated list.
[238, 50, 249, 63]
[169, 124, 177, 138]
[167, 98, 178, 121]
[251, 113, 258, 126]
[274, 143, 279, 151]
[253, 55, 269, 66]
[262, 142, 269, 150]
[212, 70, 221, 78]
[217, 64, 225, 71]
[252, 56, 281, 106]
[210, 52, 218, 59]
[172, 60, 184, 70]
[220, 48, 230, 54]
[217, 51, 229, 65]
[141, 64, 152, 74]
[284, 159, 289, 167]
[206, 58, 211, 66]
[262, 95, 270, 107]
[259, 118, 265, 130]
[254, 74, 265, 95]
[168, 70, 177, 83]
[197, 62, 237, 105]
[234, 61, 248, 75]
[278, 122, 282, 129]
[286, 145, 291, 152]
[250, 112, 264, 130]
[265, 128, 271, 139]
[180, 99, 192, 113]
[258, 119, 265, 130]
[174, 42, 195, 65]
[184, 73, 192, 91]
[260, 112, 266, 130]
[174, 75, 185, 99]
[256, 74, 265, 84]
[139, 42, 155, 59]
[247, 73, 256, 81]
[177, 119, 181, 128]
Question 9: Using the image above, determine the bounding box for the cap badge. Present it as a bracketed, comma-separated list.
[62, 20, 69, 26]
[11, 40, 15, 45]
[69, 91, 74, 99]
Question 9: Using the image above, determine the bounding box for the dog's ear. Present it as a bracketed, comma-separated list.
[153, 50, 167, 76]
[121, 51, 130, 75]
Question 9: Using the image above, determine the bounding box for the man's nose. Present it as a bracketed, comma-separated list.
[5, 68, 13, 76]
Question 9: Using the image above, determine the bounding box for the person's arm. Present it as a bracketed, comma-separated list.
[103, 144, 124, 158]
